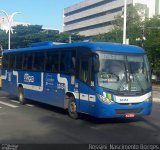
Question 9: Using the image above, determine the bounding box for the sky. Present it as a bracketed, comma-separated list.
[0, 0, 83, 31]
[0, 0, 157, 31]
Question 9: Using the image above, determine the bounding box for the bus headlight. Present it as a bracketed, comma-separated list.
[98, 92, 113, 104]
[145, 96, 152, 102]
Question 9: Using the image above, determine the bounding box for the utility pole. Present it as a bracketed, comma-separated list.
[69, 34, 72, 43]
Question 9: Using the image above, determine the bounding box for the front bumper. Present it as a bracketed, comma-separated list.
[90, 100, 152, 118]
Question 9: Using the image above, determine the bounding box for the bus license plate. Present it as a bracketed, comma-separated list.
[125, 113, 135, 118]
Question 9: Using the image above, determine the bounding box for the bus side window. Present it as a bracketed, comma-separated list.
[45, 52, 59, 72]
[9, 54, 16, 70]
[33, 52, 45, 71]
[2, 54, 9, 70]
[23, 53, 27, 70]
[60, 51, 76, 74]
[15, 53, 23, 70]
[23, 53, 33, 71]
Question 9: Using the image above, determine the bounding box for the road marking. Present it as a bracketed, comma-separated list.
[26, 104, 34, 107]
[11, 100, 20, 104]
[0, 97, 8, 99]
[0, 101, 19, 108]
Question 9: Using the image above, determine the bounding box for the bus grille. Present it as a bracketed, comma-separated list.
[115, 108, 143, 115]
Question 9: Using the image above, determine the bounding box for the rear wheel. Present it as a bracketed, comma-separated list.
[18, 87, 26, 105]
[68, 96, 79, 119]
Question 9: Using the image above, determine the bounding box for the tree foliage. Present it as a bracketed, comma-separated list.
[0, 25, 85, 50]
[144, 16, 160, 75]
[92, 6, 143, 45]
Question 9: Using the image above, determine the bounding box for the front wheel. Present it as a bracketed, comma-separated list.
[68, 96, 79, 119]
[18, 87, 26, 105]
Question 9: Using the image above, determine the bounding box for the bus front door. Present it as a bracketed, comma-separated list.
[78, 57, 91, 114]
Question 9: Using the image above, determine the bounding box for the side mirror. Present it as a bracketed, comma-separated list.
[93, 54, 100, 73]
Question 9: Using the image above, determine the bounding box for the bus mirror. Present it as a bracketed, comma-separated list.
[71, 75, 75, 85]
[93, 54, 100, 73]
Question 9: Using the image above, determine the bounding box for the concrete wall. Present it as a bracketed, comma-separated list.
[78, 25, 114, 37]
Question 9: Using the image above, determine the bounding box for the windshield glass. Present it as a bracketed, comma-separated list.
[97, 51, 151, 92]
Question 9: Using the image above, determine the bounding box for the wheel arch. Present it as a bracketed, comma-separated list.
[18, 84, 23, 89]
[64, 92, 76, 109]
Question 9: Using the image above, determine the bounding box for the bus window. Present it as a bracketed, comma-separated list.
[33, 52, 45, 71]
[15, 53, 23, 70]
[45, 52, 59, 72]
[23, 53, 33, 70]
[79, 58, 90, 83]
[2, 54, 9, 70]
[60, 51, 76, 74]
[9, 54, 16, 70]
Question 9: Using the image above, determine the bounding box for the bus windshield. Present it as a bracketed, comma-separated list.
[97, 51, 151, 92]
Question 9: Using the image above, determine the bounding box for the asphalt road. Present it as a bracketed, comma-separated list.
[0, 89, 159, 144]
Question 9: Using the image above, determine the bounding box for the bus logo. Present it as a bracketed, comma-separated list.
[46, 75, 54, 85]
[24, 73, 34, 83]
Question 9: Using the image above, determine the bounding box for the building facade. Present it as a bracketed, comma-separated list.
[155, 0, 160, 15]
[63, 0, 158, 37]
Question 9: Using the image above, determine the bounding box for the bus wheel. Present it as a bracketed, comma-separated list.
[18, 87, 26, 105]
[68, 96, 79, 119]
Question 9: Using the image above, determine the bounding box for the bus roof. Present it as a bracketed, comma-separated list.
[3, 42, 145, 54]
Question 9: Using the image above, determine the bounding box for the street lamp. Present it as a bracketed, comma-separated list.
[0, 10, 21, 50]
[123, 0, 127, 44]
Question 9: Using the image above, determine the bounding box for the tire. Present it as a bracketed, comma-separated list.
[68, 96, 79, 119]
[18, 87, 26, 105]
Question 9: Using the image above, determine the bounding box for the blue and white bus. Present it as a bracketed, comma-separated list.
[2, 42, 152, 119]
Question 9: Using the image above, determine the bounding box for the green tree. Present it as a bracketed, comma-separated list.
[144, 16, 160, 75]
[0, 29, 8, 49]
[0, 25, 85, 50]
[92, 5, 143, 45]
[57, 32, 85, 43]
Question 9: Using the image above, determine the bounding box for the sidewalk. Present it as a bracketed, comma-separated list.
[152, 85, 160, 89]
[153, 98, 160, 103]
[152, 85, 160, 103]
